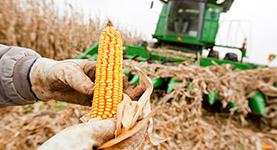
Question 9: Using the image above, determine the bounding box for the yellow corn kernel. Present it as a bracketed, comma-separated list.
[102, 115, 108, 119]
[91, 21, 123, 119]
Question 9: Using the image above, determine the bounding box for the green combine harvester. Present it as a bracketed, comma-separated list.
[77, 0, 267, 116]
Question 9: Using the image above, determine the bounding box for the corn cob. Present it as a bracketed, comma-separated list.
[91, 22, 123, 119]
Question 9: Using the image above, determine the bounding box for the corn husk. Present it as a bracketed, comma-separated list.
[98, 67, 162, 149]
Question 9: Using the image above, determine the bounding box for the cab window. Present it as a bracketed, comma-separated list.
[165, 1, 205, 38]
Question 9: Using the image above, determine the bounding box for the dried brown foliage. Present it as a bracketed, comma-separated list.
[0, 101, 90, 149]
[124, 60, 277, 150]
[0, 0, 143, 60]
[1, 61, 276, 150]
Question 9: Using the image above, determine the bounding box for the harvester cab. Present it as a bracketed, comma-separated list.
[145, 0, 254, 68]
[153, 0, 234, 55]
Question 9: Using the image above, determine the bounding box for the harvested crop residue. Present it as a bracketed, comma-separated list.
[1, 60, 276, 150]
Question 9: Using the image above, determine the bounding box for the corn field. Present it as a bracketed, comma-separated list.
[0, 0, 143, 60]
[0, 0, 277, 150]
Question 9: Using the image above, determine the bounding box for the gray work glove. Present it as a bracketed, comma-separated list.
[39, 118, 148, 150]
[38, 118, 116, 150]
[30, 58, 129, 105]
[30, 58, 97, 105]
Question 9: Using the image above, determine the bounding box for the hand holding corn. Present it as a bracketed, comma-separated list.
[38, 118, 116, 150]
[30, 58, 97, 105]
[38, 22, 156, 150]
[29, 58, 130, 106]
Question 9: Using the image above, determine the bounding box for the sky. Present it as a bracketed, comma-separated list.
[218, 0, 277, 66]
[56, 0, 277, 66]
